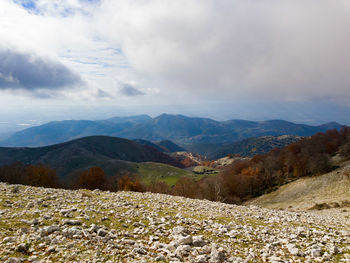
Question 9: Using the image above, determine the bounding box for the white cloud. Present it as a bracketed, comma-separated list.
[91, 0, 350, 102]
[1, 0, 350, 113]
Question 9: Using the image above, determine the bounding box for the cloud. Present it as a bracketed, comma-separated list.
[93, 0, 350, 103]
[2, 0, 350, 108]
[14, 0, 37, 11]
[96, 88, 112, 98]
[0, 49, 82, 90]
[120, 84, 144, 96]
[14, 0, 100, 16]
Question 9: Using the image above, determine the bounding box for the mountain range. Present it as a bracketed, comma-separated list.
[0, 136, 183, 180]
[0, 114, 342, 148]
[208, 135, 302, 159]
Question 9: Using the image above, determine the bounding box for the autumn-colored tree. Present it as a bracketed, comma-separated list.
[172, 177, 197, 198]
[251, 154, 264, 164]
[219, 172, 252, 203]
[117, 174, 144, 192]
[0, 162, 27, 185]
[340, 127, 350, 142]
[225, 160, 251, 175]
[195, 176, 217, 201]
[339, 142, 350, 158]
[71, 167, 107, 190]
[181, 157, 197, 167]
[306, 153, 331, 175]
[241, 166, 259, 177]
[25, 164, 59, 188]
[147, 180, 170, 194]
[200, 161, 214, 167]
[286, 142, 302, 155]
[324, 129, 342, 154]
[106, 175, 120, 192]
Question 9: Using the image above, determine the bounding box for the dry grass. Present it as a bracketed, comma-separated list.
[248, 161, 350, 212]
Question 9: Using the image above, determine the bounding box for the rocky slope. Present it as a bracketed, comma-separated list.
[0, 183, 349, 262]
[249, 161, 350, 211]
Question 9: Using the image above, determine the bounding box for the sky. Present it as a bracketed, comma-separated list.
[1, 0, 350, 132]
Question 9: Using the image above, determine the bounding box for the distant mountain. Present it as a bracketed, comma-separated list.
[0, 114, 343, 148]
[1, 116, 152, 147]
[105, 115, 152, 124]
[209, 135, 302, 159]
[133, 139, 167, 153]
[156, 140, 186, 152]
[183, 143, 225, 157]
[0, 136, 183, 179]
[134, 139, 186, 153]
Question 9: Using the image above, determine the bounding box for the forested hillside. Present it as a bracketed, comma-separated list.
[1, 114, 341, 148]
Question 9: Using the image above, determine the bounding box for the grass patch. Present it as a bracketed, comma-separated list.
[136, 162, 196, 186]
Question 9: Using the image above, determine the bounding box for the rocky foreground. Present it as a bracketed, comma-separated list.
[0, 183, 349, 263]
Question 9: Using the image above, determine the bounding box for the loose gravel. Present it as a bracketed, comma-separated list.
[0, 183, 349, 262]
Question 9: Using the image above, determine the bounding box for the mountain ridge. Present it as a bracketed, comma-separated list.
[208, 135, 303, 159]
[0, 114, 343, 148]
[0, 136, 183, 179]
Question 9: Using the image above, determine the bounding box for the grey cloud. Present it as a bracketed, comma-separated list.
[101, 0, 350, 102]
[120, 84, 144, 96]
[0, 49, 82, 90]
[96, 88, 112, 98]
[29, 90, 58, 99]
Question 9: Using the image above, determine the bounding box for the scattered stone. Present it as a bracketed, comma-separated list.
[209, 247, 225, 263]
[176, 235, 193, 246]
[330, 245, 339, 255]
[41, 225, 60, 236]
[88, 224, 99, 233]
[16, 243, 29, 253]
[28, 256, 38, 262]
[196, 255, 208, 263]
[11, 186, 20, 194]
[155, 255, 166, 261]
[97, 228, 108, 237]
[193, 235, 207, 247]
[310, 247, 322, 257]
[47, 245, 56, 253]
[63, 219, 82, 225]
[0, 183, 349, 262]
[7, 258, 22, 263]
[134, 247, 147, 255]
[175, 244, 191, 258]
[3, 237, 15, 243]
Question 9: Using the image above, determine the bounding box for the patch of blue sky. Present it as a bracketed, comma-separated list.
[104, 48, 124, 56]
[14, 0, 100, 17]
[58, 45, 130, 81]
[70, 60, 101, 66]
[72, 59, 115, 69]
[13, 0, 39, 13]
[59, 7, 76, 17]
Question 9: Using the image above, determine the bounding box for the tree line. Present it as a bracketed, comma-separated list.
[1, 127, 349, 204]
[166, 127, 350, 203]
[0, 163, 144, 192]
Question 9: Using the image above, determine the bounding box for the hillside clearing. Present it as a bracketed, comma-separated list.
[136, 162, 197, 186]
[248, 161, 350, 212]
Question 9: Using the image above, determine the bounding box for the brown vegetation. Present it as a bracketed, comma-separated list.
[167, 127, 350, 204]
[1, 127, 349, 205]
[117, 174, 144, 192]
[70, 167, 108, 190]
[0, 162, 60, 188]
